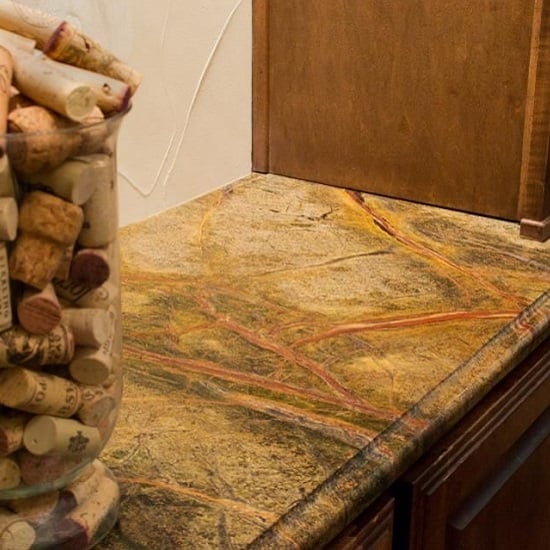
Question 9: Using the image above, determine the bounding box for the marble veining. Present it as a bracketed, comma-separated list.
[97, 173, 550, 549]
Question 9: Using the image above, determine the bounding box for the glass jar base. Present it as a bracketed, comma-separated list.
[1, 460, 119, 550]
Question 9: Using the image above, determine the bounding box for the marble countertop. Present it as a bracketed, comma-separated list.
[97, 173, 550, 549]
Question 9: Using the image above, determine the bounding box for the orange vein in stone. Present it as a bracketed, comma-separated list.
[117, 475, 278, 525]
[220, 317, 368, 404]
[347, 191, 529, 309]
[195, 289, 373, 410]
[123, 345, 399, 421]
[293, 309, 518, 346]
[197, 186, 230, 249]
[223, 390, 375, 447]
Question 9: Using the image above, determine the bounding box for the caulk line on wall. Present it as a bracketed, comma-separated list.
[121, 0, 245, 199]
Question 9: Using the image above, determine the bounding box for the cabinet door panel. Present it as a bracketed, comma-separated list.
[394, 339, 550, 550]
[448, 408, 550, 550]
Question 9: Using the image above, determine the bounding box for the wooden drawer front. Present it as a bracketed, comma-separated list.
[448, 407, 550, 550]
[326, 495, 394, 550]
[396, 338, 550, 550]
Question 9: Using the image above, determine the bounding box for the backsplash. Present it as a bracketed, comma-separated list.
[18, 0, 252, 225]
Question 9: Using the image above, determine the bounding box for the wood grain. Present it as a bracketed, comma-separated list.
[326, 495, 394, 550]
[252, 0, 270, 172]
[519, 0, 550, 238]
[256, 0, 548, 229]
[394, 338, 550, 550]
[447, 408, 550, 550]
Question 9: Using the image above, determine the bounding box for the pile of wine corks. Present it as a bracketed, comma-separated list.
[0, 460, 119, 549]
[0, 0, 139, 534]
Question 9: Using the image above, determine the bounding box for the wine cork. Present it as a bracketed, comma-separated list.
[54, 243, 74, 281]
[0, 242, 12, 332]
[44, 20, 142, 94]
[77, 154, 117, 247]
[0, 323, 74, 368]
[8, 491, 59, 527]
[107, 303, 121, 359]
[23, 416, 101, 458]
[61, 307, 113, 347]
[16, 451, 81, 486]
[8, 86, 35, 111]
[97, 403, 119, 443]
[76, 385, 116, 427]
[93, 376, 119, 439]
[69, 247, 110, 289]
[80, 282, 119, 311]
[71, 310, 115, 383]
[0, 45, 12, 166]
[101, 357, 122, 390]
[54, 279, 118, 310]
[76, 107, 111, 156]
[6, 105, 82, 176]
[0, 508, 36, 550]
[24, 157, 99, 205]
[69, 347, 113, 386]
[0, 412, 27, 456]
[9, 191, 84, 289]
[55, 239, 118, 307]
[42, 59, 131, 115]
[0, 1, 60, 49]
[0, 456, 20, 490]
[53, 470, 119, 550]
[59, 460, 104, 512]
[0, 28, 36, 55]
[17, 191, 84, 247]
[0, 154, 18, 199]
[17, 466, 98, 547]
[17, 283, 62, 335]
[12, 49, 96, 122]
[8, 235, 63, 291]
[0, 45, 12, 131]
[0, 367, 81, 417]
[0, 196, 17, 241]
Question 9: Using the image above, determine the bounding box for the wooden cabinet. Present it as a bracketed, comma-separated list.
[253, 0, 550, 240]
[396, 338, 550, 550]
[326, 338, 550, 549]
[326, 496, 394, 550]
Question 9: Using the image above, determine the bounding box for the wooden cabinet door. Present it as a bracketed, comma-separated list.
[253, 0, 550, 239]
[394, 339, 550, 550]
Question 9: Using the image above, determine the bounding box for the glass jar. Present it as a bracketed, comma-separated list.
[0, 105, 129, 549]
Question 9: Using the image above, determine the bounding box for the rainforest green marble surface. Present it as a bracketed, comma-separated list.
[97, 174, 550, 549]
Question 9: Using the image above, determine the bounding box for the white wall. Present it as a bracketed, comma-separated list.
[18, 0, 252, 226]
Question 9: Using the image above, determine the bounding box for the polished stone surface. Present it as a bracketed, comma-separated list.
[97, 173, 550, 549]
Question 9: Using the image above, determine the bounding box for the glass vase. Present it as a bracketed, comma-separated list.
[0, 104, 128, 549]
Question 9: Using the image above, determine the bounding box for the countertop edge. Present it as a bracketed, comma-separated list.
[248, 290, 550, 549]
